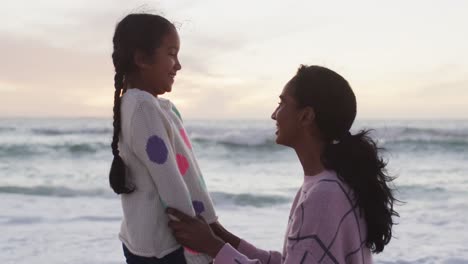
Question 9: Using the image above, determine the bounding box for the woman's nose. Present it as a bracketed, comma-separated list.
[271, 109, 277, 120]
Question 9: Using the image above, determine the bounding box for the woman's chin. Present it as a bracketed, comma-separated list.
[275, 135, 293, 148]
[274, 135, 283, 145]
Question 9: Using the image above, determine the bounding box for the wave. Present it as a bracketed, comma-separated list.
[210, 191, 291, 207]
[50, 142, 108, 153]
[185, 120, 468, 148]
[0, 126, 15, 133]
[376, 127, 468, 152]
[190, 125, 468, 149]
[384, 139, 468, 151]
[1, 216, 122, 225]
[1, 216, 44, 225]
[0, 142, 109, 157]
[192, 137, 278, 149]
[0, 186, 291, 207]
[3, 121, 467, 153]
[393, 183, 459, 201]
[380, 126, 468, 145]
[188, 127, 276, 148]
[0, 144, 38, 157]
[31, 128, 112, 136]
[0, 186, 112, 198]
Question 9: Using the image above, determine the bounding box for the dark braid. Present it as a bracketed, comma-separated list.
[109, 70, 133, 194]
[111, 71, 124, 157]
[109, 13, 174, 194]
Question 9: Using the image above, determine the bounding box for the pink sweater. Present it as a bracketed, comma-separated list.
[214, 170, 372, 263]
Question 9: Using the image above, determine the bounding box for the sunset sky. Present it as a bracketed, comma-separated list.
[1, 0, 467, 119]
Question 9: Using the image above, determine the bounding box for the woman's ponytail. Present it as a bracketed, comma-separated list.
[322, 130, 398, 253]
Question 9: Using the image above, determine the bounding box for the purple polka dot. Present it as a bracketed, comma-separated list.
[146, 135, 168, 164]
[192, 200, 205, 215]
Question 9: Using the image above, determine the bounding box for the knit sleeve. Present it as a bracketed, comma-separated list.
[129, 99, 196, 217]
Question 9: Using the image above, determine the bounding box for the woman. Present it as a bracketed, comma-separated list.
[167, 65, 398, 263]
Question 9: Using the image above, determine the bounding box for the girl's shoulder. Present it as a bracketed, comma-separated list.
[124, 88, 154, 102]
[123, 89, 172, 111]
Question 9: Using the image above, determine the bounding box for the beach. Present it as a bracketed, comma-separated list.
[1, 118, 467, 264]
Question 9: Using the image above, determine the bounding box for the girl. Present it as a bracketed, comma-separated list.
[167, 65, 398, 263]
[109, 13, 217, 264]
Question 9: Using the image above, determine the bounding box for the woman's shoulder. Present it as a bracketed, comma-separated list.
[303, 170, 353, 205]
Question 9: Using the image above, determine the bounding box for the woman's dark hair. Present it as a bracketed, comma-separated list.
[290, 65, 398, 253]
[109, 14, 175, 194]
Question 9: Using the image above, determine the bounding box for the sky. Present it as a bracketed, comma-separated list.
[1, 0, 467, 120]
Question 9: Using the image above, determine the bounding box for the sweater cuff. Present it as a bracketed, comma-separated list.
[214, 243, 240, 263]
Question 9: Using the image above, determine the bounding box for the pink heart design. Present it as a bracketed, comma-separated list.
[179, 128, 192, 149]
[176, 154, 189, 176]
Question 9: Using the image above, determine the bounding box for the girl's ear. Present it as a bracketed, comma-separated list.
[299, 106, 315, 127]
[133, 50, 152, 70]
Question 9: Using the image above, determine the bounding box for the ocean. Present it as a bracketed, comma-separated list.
[1, 118, 467, 264]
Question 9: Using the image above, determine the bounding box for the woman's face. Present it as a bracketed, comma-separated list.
[271, 82, 303, 147]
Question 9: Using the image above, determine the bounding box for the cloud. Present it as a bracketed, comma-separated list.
[1, 0, 468, 119]
[0, 32, 112, 89]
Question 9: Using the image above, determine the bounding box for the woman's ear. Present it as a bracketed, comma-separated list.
[299, 106, 315, 127]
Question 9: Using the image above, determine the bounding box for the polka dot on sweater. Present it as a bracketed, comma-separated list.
[192, 200, 205, 215]
[179, 128, 192, 149]
[146, 135, 168, 164]
[176, 154, 190, 175]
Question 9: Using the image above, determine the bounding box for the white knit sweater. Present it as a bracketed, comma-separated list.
[118, 88, 217, 263]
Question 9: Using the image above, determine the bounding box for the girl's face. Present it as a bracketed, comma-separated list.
[141, 28, 182, 95]
[271, 82, 303, 147]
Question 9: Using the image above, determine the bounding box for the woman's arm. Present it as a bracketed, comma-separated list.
[167, 208, 283, 263]
[209, 221, 241, 249]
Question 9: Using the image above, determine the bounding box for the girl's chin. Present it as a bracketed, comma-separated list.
[165, 82, 174, 91]
[161, 85, 172, 93]
[274, 135, 282, 144]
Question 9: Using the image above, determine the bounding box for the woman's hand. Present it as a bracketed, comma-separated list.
[167, 208, 225, 258]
